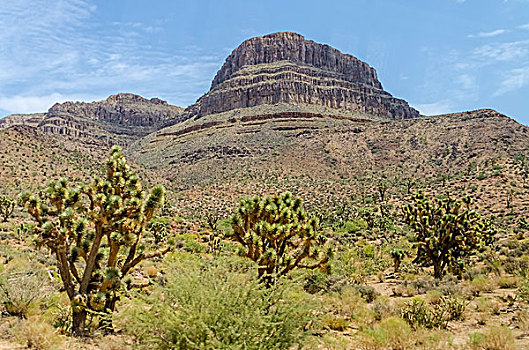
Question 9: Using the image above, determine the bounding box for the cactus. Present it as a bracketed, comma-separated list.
[402, 191, 496, 279]
[230, 192, 333, 284]
[0, 195, 15, 222]
[19, 146, 170, 336]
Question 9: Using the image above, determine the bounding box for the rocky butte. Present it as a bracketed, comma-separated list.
[183, 32, 419, 120]
[1, 93, 184, 145]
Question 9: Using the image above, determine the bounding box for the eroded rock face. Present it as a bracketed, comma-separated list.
[0, 113, 46, 129]
[27, 93, 184, 144]
[184, 32, 419, 120]
[47, 93, 182, 128]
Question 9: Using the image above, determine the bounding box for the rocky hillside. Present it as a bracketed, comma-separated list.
[1, 93, 184, 145]
[129, 106, 529, 219]
[183, 32, 419, 120]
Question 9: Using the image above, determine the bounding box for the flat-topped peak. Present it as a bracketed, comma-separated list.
[260, 31, 306, 40]
[184, 33, 419, 120]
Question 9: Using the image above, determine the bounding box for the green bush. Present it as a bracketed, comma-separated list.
[519, 278, 529, 302]
[119, 254, 315, 349]
[0, 258, 51, 318]
[467, 326, 515, 350]
[400, 295, 466, 329]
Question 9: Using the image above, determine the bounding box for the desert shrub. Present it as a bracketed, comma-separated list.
[0, 258, 51, 318]
[373, 296, 398, 321]
[363, 317, 412, 350]
[497, 276, 519, 289]
[303, 269, 347, 294]
[400, 295, 466, 329]
[503, 256, 529, 278]
[11, 316, 64, 350]
[119, 254, 315, 350]
[518, 278, 529, 302]
[467, 326, 515, 350]
[354, 284, 379, 303]
[469, 275, 494, 296]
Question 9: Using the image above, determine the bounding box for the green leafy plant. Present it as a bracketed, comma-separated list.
[19, 146, 170, 336]
[119, 255, 315, 350]
[230, 192, 332, 284]
[402, 191, 496, 279]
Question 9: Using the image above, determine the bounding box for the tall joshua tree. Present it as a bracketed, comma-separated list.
[20, 146, 170, 336]
[402, 191, 496, 279]
[231, 192, 332, 284]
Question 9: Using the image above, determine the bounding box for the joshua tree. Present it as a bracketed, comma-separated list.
[0, 195, 15, 222]
[390, 248, 405, 273]
[231, 192, 332, 284]
[20, 146, 170, 336]
[402, 191, 496, 279]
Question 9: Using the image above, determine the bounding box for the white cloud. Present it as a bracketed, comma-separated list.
[0, 93, 104, 115]
[468, 29, 507, 38]
[0, 0, 223, 115]
[519, 23, 529, 30]
[412, 101, 453, 116]
[473, 40, 529, 61]
[493, 66, 529, 96]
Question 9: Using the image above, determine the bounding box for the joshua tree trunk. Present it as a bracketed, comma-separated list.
[72, 309, 87, 337]
[433, 261, 443, 279]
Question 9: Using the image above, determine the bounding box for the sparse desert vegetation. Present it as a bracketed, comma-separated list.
[1, 145, 529, 349]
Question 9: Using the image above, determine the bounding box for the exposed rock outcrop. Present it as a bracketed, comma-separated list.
[1, 93, 184, 145]
[0, 113, 46, 129]
[184, 32, 419, 120]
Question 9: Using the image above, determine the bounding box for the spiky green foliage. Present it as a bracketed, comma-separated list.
[0, 195, 15, 222]
[19, 146, 169, 336]
[231, 192, 332, 284]
[402, 191, 496, 279]
[390, 248, 405, 273]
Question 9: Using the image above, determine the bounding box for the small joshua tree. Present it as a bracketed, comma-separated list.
[402, 191, 496, 279]
[390, 248, 405, 273]
[0, 195, 15, 222]
[230, 192, 332, 284]
[20, 146, 170, 336]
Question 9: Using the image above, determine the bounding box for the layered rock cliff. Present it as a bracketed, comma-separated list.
[184, 32, 419, 120]
[1, 93, 184, 145]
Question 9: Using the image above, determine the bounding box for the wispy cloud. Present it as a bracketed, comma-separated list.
[493, 66, 529, 96]
[473, 40, 529, 61]
[468, 29, 507, 38]
[0, 0, 222, 115]
[519, 23, 529, 30]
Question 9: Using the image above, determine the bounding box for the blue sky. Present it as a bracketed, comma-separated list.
[1, 0, 529, 124]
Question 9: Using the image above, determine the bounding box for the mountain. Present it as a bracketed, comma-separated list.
[2, 32, 529, 221]
[183, 32, 419, 120]
[1, 93, 184, 145]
